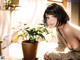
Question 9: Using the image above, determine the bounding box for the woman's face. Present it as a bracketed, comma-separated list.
[46, 14, 57, 28]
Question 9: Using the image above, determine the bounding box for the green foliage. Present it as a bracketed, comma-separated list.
[4, 0, 16, 12]
[18, 24, 49, 43]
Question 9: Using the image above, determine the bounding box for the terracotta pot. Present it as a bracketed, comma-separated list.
[12, 0, 19, 6]
[22, 40, 38, 60]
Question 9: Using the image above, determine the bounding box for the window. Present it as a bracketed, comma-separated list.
[47, 0, 67, 8]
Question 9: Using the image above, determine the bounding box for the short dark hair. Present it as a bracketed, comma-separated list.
[43, 3, 69, 26]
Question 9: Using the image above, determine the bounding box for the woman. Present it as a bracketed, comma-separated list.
[43, 3, 80, 60]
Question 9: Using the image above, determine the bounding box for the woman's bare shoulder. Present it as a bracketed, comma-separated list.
[63, 23, 72, 34]
[63, 22, 80, 35]
[64, 22, 80, 38]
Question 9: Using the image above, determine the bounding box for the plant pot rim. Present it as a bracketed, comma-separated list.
[22, 40, 38, 43]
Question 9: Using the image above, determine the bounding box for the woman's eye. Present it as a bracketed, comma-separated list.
[46, 17, 49, 19]
[52, 15, 54, 17]
[52, 15, 56, 17]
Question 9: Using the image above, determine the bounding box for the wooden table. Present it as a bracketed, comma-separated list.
[4, 56, 43, 60]
[0, 56, 43, 60]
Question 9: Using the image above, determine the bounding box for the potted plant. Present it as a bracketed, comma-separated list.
[12, 23, 49, 60]
[4, 0, 19, 12]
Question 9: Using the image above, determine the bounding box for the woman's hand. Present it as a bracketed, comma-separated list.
[44, 52, 50, 60]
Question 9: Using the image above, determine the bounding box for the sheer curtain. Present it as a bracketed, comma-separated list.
[0, 11, 11, 56]
[11, 0, 47, 28]
[0, 0, 47, 57]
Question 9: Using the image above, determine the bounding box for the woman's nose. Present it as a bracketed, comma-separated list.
[49, 19, 53, 22]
